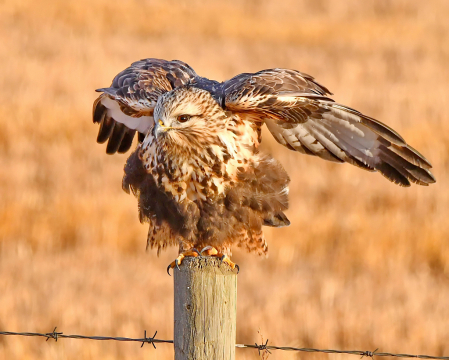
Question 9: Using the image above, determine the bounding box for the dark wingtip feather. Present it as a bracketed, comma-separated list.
[117, 129, 136, 153]
[391, 144, 433, 170]
[375, 162, 411, 186]
[96, 116, 114, 144]
[377, 145, 436, 186]
[93, 97, 106, 124]
[138, 132, 146, 142]
[93, 94, 116, 144]
[406, 166, 436, 184]
[106, 122, 127, 154]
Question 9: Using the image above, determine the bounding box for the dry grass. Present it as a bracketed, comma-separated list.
[0, 0, 448, 359]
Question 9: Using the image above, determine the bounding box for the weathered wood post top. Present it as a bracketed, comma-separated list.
[174, 256, 238, 360]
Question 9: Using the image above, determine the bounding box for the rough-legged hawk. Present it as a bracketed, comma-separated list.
[93, 58, 435, 272]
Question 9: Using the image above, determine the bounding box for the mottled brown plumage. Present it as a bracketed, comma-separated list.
[93, 58, 435, 257]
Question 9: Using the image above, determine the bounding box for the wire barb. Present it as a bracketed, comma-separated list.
[141, 330, 158, 349]
[361, 348, 379, 359]
[45, 327, 62, 342]
[255, 339, 272, 356]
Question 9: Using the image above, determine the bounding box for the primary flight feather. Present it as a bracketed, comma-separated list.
[93, 58, 435, 269]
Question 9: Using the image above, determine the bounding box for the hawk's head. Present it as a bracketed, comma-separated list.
[153, 86, 228, 143]
[151, 86, 234, 159]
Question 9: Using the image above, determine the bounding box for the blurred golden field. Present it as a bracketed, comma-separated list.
[0, 0, 448, 359]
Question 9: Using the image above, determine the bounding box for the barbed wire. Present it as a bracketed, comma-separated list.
[0, 328, 172, 348]
[237, 342, 449, 359]
[1, 329, 448, 359]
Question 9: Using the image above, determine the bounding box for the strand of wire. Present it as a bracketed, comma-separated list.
[236, 343, 449, 359]
[0, 329, 172, 349]
[1, 330, 448, 359]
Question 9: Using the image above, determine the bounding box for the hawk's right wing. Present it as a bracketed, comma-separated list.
[93, 59, 198, 154]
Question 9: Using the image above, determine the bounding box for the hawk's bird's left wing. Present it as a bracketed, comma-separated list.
[223, 69, 435, 187]
[93, 59, 198, 154]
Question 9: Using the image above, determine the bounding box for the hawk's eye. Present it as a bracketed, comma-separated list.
[177, 114, 191, 123]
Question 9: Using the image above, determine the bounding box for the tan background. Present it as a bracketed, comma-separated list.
[0, 0, 448, 359]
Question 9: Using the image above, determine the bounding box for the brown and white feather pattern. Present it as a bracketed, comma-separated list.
[121, 87, 289, 255]
[94, 58, 435, 257]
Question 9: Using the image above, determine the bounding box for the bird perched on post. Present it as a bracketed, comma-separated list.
[93, 58, 435, 273]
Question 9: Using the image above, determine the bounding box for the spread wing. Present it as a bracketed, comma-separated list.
[93, 58, 198, 154]
[224, 69, 435, 186]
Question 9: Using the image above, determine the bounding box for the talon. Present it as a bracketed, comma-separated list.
[201, 246, 218, 256]
[167, 249, 200, 274]
[219, 254, 239, 273]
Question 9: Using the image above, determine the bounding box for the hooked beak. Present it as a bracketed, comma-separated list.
[158, 119, 173, 130]
[154, 119, 172, 138]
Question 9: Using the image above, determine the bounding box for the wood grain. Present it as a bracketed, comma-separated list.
[174, 256, 237, 360]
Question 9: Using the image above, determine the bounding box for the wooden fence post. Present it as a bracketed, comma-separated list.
[174, 256, 237, 360]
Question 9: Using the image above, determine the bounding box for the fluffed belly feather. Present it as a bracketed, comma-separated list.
[122, 149, 290, 256]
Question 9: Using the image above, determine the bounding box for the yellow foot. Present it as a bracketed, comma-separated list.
[200, 245, 219, 256]
[200, 246, 239, 273]
[167, 249, 200, 276]
[220, 254, 239, 273]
